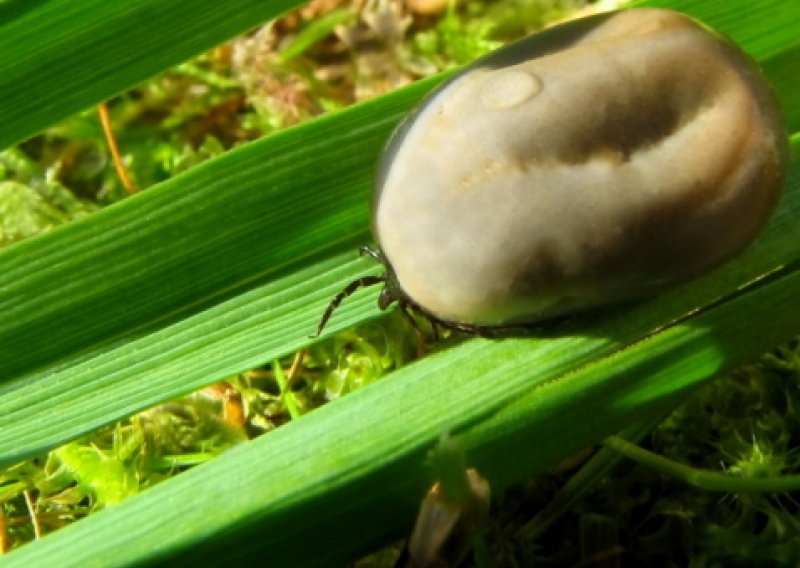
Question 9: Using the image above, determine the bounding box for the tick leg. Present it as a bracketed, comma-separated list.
[313, 275, 386, 337]
[422, 313, 501, 338]
[429, 318, 441, 342]
[358, 245, 388, 265]
[400, 304, 428, 357]
[468, 325, 498, 338]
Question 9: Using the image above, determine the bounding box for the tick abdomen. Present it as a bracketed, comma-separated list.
[374, 9, 787, 326]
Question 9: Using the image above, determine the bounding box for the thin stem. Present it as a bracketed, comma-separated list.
[23, 490, 41, 540]
[0, 507, 8, 554]
[98, 102, 138, 194]
[286, 350, 305, 390]
[603, 435, 800, 493]
[273, 360, 302, 420]
[147, 453, 215, 470]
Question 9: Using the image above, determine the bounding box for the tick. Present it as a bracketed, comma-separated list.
[316, 8, 788, 337]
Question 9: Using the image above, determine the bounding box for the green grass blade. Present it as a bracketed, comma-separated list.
[0, 81, 421, 377]
[6, 237, 800, 567]
[0, 0, 305, 150]
[0, 78, 441, 464]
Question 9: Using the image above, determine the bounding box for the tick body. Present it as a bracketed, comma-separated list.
[317, 8, 788, 335]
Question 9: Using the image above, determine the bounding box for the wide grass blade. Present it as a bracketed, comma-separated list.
[0, 0, 307, 150]
[6, 220, 800, 566]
